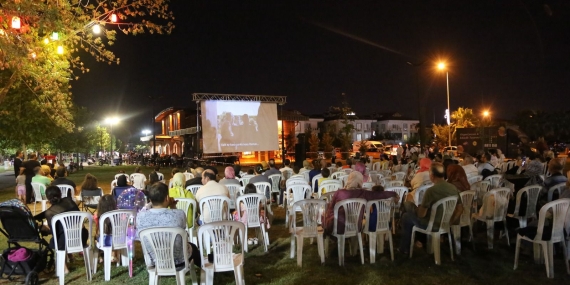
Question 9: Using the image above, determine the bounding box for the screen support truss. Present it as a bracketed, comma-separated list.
[192, 93, 287, 105]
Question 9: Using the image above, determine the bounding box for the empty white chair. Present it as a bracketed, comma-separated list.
[175, 198, 198, 245]
[289, 199, 326, 267]
[238, 175, 254, 186]
[364, 199, 394, 263]
[139, 227, 198, 285]
[56, 184, 74, 199]
[514, 199, 570, 278]
[484, 174, 502, 189]
[548, 182, 566, 202]
[130, 173, 146, 190]
[473, 188, 511, 249]
[236, 194, 269, 252]
[225, 184, 242, 210]
[198, 221, 245, 285]
[379, 177, 391, 188]
[199, 195, 231, 224]
[468, 175, 483, 186]
[51, 211, 94, 285]
[385, 186, 408, 234]
[508, 185, 541, 228]
[379, 170, 392, 178]
[268, 173, 282, 202]
[185, 185, 201, 196]
[93, 209, 136, 281]
[413, 184, 432, 206]
[410, 196, 458, 265]
[330, 171, 346, 180]
[285, 184, 312, 225]
[318, 180, 342, 198]
[183, 172, 194, 181]
[393, 172, 406, 181]
[31, 183, 47, 213]
[451, 190, 475, 255]
[362, 182, 374, 190]
[326, 198, 366, 266]
[369, 173, 383, 185]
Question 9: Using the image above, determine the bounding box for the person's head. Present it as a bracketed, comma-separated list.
[81, 173, 98, 190]
[254, 164, 264, 175]
[56, 166, 67, 178]
[247, 168, 254, 175]
[194, 167, 204, 177]
[269, 159, 276, 168]
[481, 152, 491, 163]
[462, 156, 474, 166]
[320, 159, 327, 169]
[346, 158, 353, 166]
[171, 168, 180, 176]
[29, 153, 37, 160]
[233, 164, 241, 175]
[548, 158, 563, 174]
[292, 165, 300, 174]
[148, 182, 169, 206]
[418, 158, 432, 172]
[321, 168, 330, 178]
[41, 165, 51, 177]
[97, 194, 117, 216]
[149, 172, 159, 184]
[302, 160, 311, 169]
[46, 186, 62, 205]
[336, 161, 342, 168]
[135, 166, 141, 173]
[345, 171, 364, 189]
[172, 173, 186, 188]
[117, 175, 128, 187]
[527, 151, 537, 161]
[16, 150, 22, 158]
[154, 166, 160, 172]
[33, 166, 42, 176]
[497, 149, 503, 156]
[371, 185, 384, 192]
[201, 169, 216, 184]
[224, 166, 236, 179]
[244, 183, 257, 194]
[429, 162, 446, 182]
[284, 159, 291, 166]
[312, 160, 320, 170]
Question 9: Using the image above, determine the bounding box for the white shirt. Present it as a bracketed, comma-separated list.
[462, 164, 479, 177]
[477, 162, 495, 175]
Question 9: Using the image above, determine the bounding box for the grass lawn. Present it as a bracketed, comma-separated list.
[0, 165, 569, 284]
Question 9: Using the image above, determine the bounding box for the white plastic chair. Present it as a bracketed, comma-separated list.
[369, 173, 383, 185]
[155, 172, 165, 182]
[473, 188, 511, 249]
[281, 169, 293, 180]
[199, 195, 231, 224]
[388, 180, 404, 187]
[364, 199, 394, 263]
[514, 199, 570, 278]
[414, 184, 432, 206]
[326, 198, 366, 266]
[111, 179, 118, 189]
[289, 199, 326, 267]
[224, 184, 242, 210]
[330, 171, 345, 180]
[468, 175, 483, 186]
[114, 174, 130, 183]
[385, 186, 408, 234]
[285, 184, 312, 225]
[372, 162, 380, 171]
[472, 180, 491, 208]
[410, 196, 458, 265]
[548, 182, 566, 202]
[327, 166, 336, 174]
[379, 170, 392, 178]
[139, 227, 198, 285]
[31, 183, 47, 213]
[339, 175, 349, 188]
[484, 174, 502, 189]
[238, 175, 254, 186]
[175, 198, 198, 245]
[393, 172, 406, 181]
[318, 180, 342, 198]
[379, 177, 391, 188]
[451, 190, 475, 255]
[56, 184, 73, 199]
[311, 174, 323, 192]
[168, 180, 174, 190]
[253, 182, 271, 200]
[286, 178, 308, 190]
[268, 174, 282, 202]
[130, 173, 146, 190]
[183, 172, 194, 181]
[236, 194, 269, 252]
[197, 221, 245, 285]
[185, 185, 201, 197]
[362, 182, 374, 190]
[508, 185, 541, 228]
[93, 209, 136, 281]
[51, 211, 93, 285]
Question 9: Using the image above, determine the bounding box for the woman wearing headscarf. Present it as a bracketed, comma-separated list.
[219, 166, 240, 185]
[408, 158, 432, 202]
[446, 164, 470, 192]
[168, 172, 195, 228]
[354, 162, 370, 183]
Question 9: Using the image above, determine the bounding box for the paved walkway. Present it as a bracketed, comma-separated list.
[0, 171, 16, 191]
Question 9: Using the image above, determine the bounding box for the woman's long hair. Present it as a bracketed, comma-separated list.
[81, 173, 98, 190]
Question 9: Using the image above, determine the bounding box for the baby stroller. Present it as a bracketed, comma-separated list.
[0, 199, 53, 285]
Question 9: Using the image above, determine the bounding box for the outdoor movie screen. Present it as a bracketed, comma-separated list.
[201, 101, 279, 153]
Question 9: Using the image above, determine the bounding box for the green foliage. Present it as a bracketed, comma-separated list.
[308, 132, 320, 159]
[327, 93, 356, 159]
[320, 132, 334, 159]
[452, 107, 479, 128]
[358, 139, 368, 154]
[432, 124, 456, 146]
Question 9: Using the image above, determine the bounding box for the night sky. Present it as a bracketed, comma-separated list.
[72, 0, 570, 142]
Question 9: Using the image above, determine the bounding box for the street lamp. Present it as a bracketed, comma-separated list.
[142, 129, 151, 136]
[437, 62, 452, 147]
[105, 117, 119, 166]
[483, 110, 491, 126]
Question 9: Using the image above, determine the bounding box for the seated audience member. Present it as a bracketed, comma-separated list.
[308, 160, 322, 186]
[247, 168, 255, 175]
[233, 164, 242, 179]
[299, 160, 312, 174]
[477, 153, 496, 179]
[446, 164, 470, 192]
[81, 173, 101, 205]
[280, 159, 292, 174]
[233, 183, 257, 223]
[343, 159, 353, 169]
[354, 162, 369, 182]
[335, 161, 343, 169]
[51, 166, 77, 197]
[112, 175, 133, 199]
[219, 166, 240, 185]
[324, 172, 398, 235]
[131, 167, 147, 189]
[292, 165, 301, 175]
[184, 167, 204, 188]
[264, 159, 281, 177]
[41, 165, 54, 180]
[318, 168, 331, 195]
[409, 158, 432, 197]
[32, 166, 51, 197]
[145, 172, 160, 193]
[195, 170, 230, 223]
[249, 164, 270, 198]
[168, 173, 196, 228]
[136, 183, 200, 267]
[543, 158, 567, 190]
[399, 163, 463, 254]
[461, 156, 479, 178]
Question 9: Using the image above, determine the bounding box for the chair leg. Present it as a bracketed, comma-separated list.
[120, 248, 129, 267]
[503, 220, 510, 246]
[518, 218, 526, 229]
[514, 235, 521, 270]
[547, 242, 554, 278]
[486, 220, 494, 249]
[543, 242, 551, 278]
[244, 227, 249, 253]
[426, 234, 433, 254]
[290, 234, 296, 259]
[469, 222, 475, 252]
[83, 247, 92, 281]
[388, 233, 394, 261]
[296, 235, 304, 267]
[447, 232, 454, 262]
[317, 233, 325, 265]
[433, 234, 441, 265]
[357, 233, 364, 265]
[378, 233, 385, 254]
[148, 271, 156, 285]
[561, 239, 570, 275]
[92, 248, 99, 274]
[104, 247, 112, 281]
[175, 270, 185, 285]
[409, 229, 416, 258]
[452, 225, 461, 256]
[337, 236, 345, 266]
[368, 233, 376, 264]
[261, 225, 268, 252]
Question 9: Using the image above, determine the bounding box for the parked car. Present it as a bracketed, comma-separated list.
[443, 146, 458, 156]
[352, 141, 384, 153]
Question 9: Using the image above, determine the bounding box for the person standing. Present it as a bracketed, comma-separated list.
[23, 154, 41, 204]
[13, 150, 23, 178]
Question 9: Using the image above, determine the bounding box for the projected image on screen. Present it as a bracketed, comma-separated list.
[201, 101, 278, 153]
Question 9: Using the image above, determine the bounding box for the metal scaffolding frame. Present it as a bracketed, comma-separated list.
[192, 93, 287, 105]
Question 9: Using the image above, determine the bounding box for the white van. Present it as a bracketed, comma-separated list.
[352, 141, 384, 153]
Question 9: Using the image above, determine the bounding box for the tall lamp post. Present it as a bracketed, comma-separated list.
[142, 129, 151, 154]
[105, 117, 119, 166]
[437, 62, 452, 147]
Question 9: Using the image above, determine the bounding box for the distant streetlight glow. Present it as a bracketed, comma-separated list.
[105, 117, 120, 166]
[92, 24, 101, 34]
[437, 62, 446, 70]
[142, 129, 151, 136]
[483, 110, 490, 117]
[57, 46, 64, 54]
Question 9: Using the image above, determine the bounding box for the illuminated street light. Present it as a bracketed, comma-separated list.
[57, 46, 64, 54]
[142, 129, 151, 136]
[92, 24, 101, 34]
[483, 110, 490, 117]
[105, 117, 120, 166]
[437, 62, 445, 70]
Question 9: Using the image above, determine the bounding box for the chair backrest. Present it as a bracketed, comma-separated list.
[197, 221, 245, 272]
[80, 188, 103, 206]
[168, 180, 173, 189]
[236, 193, 266, 228]
[481, 188, 510, 222]
[31, 183, 46, 202]
[321, 192, 335, 205]
[330, 171, 345, 180]
[342, 168, 353, 175]
[111, 179, 118, 189]
[238, 175, 254, 186]
[362, 182, 374, 190]
[414, 184, 432, 206]
[424, 196, 458, 233]
[369, 173, 383, 185]
[281, 169, 293, 180]
[372, 162, 381, 171]
[302, 171, 311, 182]
[174, 198, 196, 228]
[500, 179, 515, 194]
[155, 172, 165, 182]
[290, 199, 327, 237]
[364, 199, 392, 234]
[185, 185, 201, 196]
[311, 174, 323, 191]
[385, 186, 408, 206]
[253, 182, 271, 199]
[319, 180, 342, 197]
[534, 199, 570, 243]
[130, 173, 146, 189]
[286, 178, 308, 189]
[472, 180, 491, 201]
[139, 227, 189, 274]
[458, 190, 475, 226]
[513, 185, 541, 219]
[379, 170, 392, 178]
[290, 174, 305, 180]
[99, 209, 136, 249]
[268, 174, 281, 193]
[468, 175, 483, 185]
[183, 172, 194, 181]
[287, 184, 312, 212]
[327, 166, 336, 174]
[339, 175, 349, 187]
[548, 182, 566, 202]
[199, 195, 231, 223]
[332, 198, 366, 236]
[484, 174, 502, 189]
[393, 172, 406, 181]
[388, 180, 404, 187]
[224, 184, 241, 210]
[56, 184, 73, 199]
[51, 211, 93, 253]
